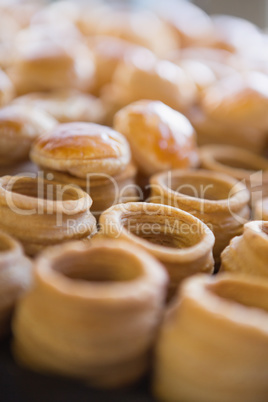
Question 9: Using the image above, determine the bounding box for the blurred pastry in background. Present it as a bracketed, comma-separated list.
[101, 48, 197, 124]
[0, 103, 57, 167]
[152, 0, 214, 48]
[87, 8, 178, 58]
[13, 90, 106, 124]
[7, 24, 95, 95]
[254, 198, 268, 221]
[210, 14, 264, 55]
[170, 47, 245, 95]
[0, 69, 15, 107]
[114, 100, 199, 177]
[189, 72, 268, 153]
[88, 36, 143, 96]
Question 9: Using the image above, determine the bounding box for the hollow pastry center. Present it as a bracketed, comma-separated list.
[52, 249, 143, 282]
[214, 155, 261, 171]
[4, 178, 82, 202]
[121, 212, 202, 249]
[169, 176, 231, 200]
[207, 281, 268, 311]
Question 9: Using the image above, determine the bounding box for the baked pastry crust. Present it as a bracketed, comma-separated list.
[153, 273, 268, 402]
[0, 104, 57, 167]
[88, 36, 142, 95]
[12, 240, 167, 387]
[0, 68, 15, 107]
[190, 72, 268, 152]
[98, 202, 215, 298]
[221, 221, 268, 278]
[13, 90, 106, 124]
[0, 175, 96, 256]
[89, 8, 178, 57]
[114, 100, 199, 176]
[153, 0, 214, 48]
[0, 231, 32, 339]
[200, 145, 268, 202]
[8, 25, 95, 94]
[254, 198, 268, 221]
[30, 122, 131, 178]
[101, 48, 197, 119]
[150, 169, 250, 263]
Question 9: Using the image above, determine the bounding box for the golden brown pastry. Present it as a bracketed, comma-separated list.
[153, 273, 268, 402]
[153, 0, 214, 48]
[88, 36, 143, 95]
[0, 0, 44, 29]
[254, 198, 268, 221]
[31, 0, 81, 27]
[221, 221, 268, 278]
[150, 169, 250, 264]
[114, 100, 199, 177]
[211, 15, 264, 54]
[30, 122, 137, 216]
[98, 202, 215, 298]
[0, 68, 15, 107]
[13, 90, 106, 124]
[0, 103, 57, 167]
[189, 72, 268, 153]
[170, 47, 244, 95]
[200, 145, 268, 202]
[88, 8, 178, 58]
[7, 25, 95, 95]
[12, 239, 167, 387]
[0, 231, 32, 339]
[101, 48, 197, 123]
[0, 175, 96, 256]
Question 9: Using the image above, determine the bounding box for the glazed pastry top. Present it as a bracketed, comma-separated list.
[114, 100, 199, 175]
[31, 122, 131, 177]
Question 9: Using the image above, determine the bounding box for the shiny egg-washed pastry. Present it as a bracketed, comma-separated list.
[12, 240, 167, 387]
[0, 230, 32, 339]
[0, 69, 15, 107]
[114, 100, 199, 176]
[221, 221, 268, 278]
[153, 273, 268, 402]
[7, 25, 95, 95]
[31, 122, 131, 178]
[101, 47, 197, 122]
[30, 122, 136, 215]
[0, 103, 57, 167]
[189, 71, 268, 153]
[0, 0, 44, 29]
[13, 90, 106, 124]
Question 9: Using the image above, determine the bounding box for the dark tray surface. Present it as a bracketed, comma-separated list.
[0, 338, 156, 402]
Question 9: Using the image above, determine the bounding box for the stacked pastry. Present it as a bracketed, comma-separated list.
[0, 1, 266, 400]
